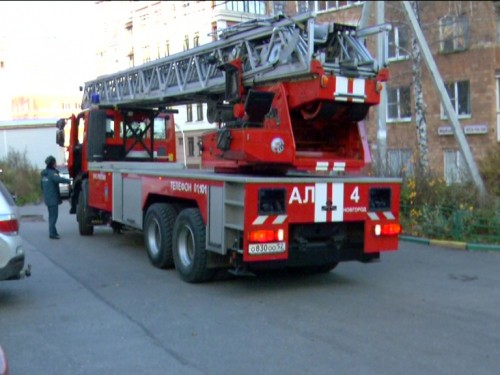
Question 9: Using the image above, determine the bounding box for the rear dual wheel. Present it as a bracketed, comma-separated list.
[172, 208, 215, 283]
[144, 203, 176, 269]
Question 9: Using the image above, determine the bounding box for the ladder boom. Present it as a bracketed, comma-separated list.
[82, 12, 387, 109]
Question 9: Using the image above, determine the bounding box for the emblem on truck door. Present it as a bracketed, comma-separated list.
[271, 137, 285, 154]
[321, 199, 337, 212]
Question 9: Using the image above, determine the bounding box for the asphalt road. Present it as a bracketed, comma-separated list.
[1, 201, 499, 375]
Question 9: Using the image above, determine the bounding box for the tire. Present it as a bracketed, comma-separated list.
[172, 208, 215, 283]
[77, 180, 94, 236]
[144, 203, 176, 269]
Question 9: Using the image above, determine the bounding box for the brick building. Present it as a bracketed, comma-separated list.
[90, 1, 500, 182]
[279, 1, 500, 184]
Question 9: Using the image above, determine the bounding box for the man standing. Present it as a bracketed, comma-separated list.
[41, 155, 71, 239]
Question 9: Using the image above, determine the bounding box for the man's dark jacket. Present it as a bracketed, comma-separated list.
[41, 168, 71, 206]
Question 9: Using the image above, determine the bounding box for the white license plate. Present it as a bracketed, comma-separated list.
[248, 242, 286, 255]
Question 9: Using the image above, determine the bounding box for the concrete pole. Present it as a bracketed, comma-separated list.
[359, 0, 372, 29]
[377, 1, 387, 176]
[401, 1, 487, 198]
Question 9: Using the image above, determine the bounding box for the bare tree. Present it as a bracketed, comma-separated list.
[410, 0, 430, 174]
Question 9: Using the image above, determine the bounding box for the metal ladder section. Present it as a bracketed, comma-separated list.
[81, 12, 388, 109]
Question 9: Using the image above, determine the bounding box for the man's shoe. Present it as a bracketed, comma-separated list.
[50, 235, 60, 239]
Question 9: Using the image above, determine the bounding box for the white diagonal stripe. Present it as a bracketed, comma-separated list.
[252, 216, 268, 225]
[316, 161, 328, 171]
[384, 211, 395, 220]
[273, 215, 287, 225]
[333, 162, 346, 171]
[368, 212, 380, 220]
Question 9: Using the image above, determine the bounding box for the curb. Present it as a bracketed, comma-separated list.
[399, 235, 500, 252]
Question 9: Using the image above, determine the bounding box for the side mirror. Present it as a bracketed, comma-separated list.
[55, 118, 66, 147]
[56, 129, 65, 147]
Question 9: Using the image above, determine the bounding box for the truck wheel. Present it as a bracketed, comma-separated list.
[173, 208, 215, 283]
[77, 180, 94, 236]
[144, 203, 176, 269]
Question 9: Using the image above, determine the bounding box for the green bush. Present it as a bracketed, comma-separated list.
[400, 167, 500, 244]
[0, 149, 42, 205]
[479, 144, 500, 197]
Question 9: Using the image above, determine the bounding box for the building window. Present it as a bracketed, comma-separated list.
[216, 1, 266, 15]
[186, 104, 193, 122]
[388, 25, 409, 61]
[196, 103, 203, 121]
[444, 149, 468, 185]
[388, 149, 413, 177]
[178, 137, 183, 146]
[188, 137, 195, 157]
[296, 1, 361, 13]
[439, 14, 469, 53]
[387, 86, 411, 122]
[198, 137, 203, 155]
[441, 81, 471, 118]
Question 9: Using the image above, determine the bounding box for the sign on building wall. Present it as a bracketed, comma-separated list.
[438, 125, 488, 136]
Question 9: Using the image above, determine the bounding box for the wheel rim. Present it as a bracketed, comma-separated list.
[146, 217, 161, 257]
[177, 225, 195, 268]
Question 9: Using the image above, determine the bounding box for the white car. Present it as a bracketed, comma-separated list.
[0, 180, 30, 281]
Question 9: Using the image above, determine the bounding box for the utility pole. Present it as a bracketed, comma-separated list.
[376, 1, 387, 176]
[400, 1, 487, 198]
[359, 0, 372, 28]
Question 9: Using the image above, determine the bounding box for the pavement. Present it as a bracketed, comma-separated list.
[17, 203, 500, 252]
[18, 202, 47, 222]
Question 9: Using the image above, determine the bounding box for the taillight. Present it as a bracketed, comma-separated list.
[0, 214, 19, 235]
[249, 229, 284, 243]
[374, 223, 401, 236]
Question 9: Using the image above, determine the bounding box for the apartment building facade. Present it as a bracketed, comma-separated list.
[93, 1, 500, 182]
[3, 1, 495, 179]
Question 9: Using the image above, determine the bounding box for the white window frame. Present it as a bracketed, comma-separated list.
[388, 25, 410, 62]
[386, 86, 412, 123]
[440, 81, 471, 119]
[216, 1, 266, 15]
[186, 104, 193, 122]
[444, 149, 468, 185]
[387, 149, 414, 177]
[439, 14, 469, 53]
[196, 103, 203, 122]
[296, 1, 362, 13]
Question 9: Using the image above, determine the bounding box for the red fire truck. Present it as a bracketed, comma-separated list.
[57, 13, 401, 283]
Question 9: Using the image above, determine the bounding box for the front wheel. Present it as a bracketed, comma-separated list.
[172, 208, 215, 283]
[144, 203, 176, 269]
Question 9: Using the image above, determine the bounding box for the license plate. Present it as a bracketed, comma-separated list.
[248, 242, 286, 255]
